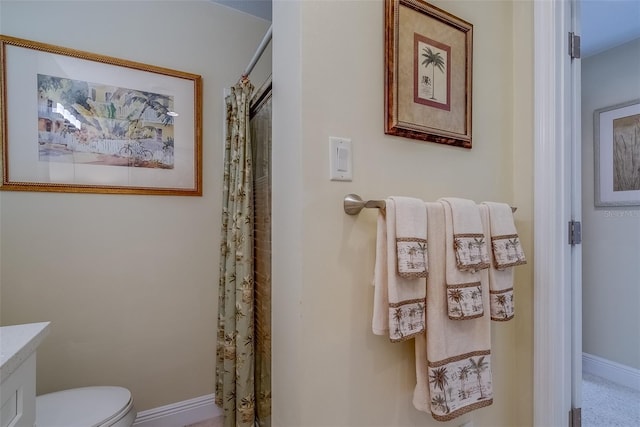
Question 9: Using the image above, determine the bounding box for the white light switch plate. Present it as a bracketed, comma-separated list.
[329, 137, 352, 181]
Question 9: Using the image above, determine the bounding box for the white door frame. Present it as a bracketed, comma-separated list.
[568, 0, 583, 417]
[533, 0, 580, 425]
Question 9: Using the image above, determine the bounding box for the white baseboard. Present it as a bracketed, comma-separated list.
[132, 394, 221, 427]
[583, 352, 640, 391]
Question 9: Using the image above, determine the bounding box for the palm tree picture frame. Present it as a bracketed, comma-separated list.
[0, 35, 202, 196]
[384, 0, 473, 148]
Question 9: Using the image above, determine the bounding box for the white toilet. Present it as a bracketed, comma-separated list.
[36, 386, 136, 427]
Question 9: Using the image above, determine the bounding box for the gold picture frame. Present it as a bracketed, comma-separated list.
[0, 35, 202, 196]
[384, 0, 473, 148]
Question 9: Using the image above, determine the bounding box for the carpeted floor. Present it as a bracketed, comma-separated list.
[582, 373, 640, 427]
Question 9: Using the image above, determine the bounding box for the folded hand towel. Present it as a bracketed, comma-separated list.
[442, 200, 485, 320]
[413, 202, 493, 421]
[480, 203, 521, 321]
[391, 196, 428, 279]
[372, 199, 426, 342]
[482, 202, 526, 269]
[440, 198, 490, 272]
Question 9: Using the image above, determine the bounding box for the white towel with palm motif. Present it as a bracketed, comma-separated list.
[412, 202, 493, 421]
[372, 199, 426, 342]
[440, 198, 490, 272]
[442, 200, 484, 320]
[391, 196, 428, 279]
[480, 203, 521, 321]
[482, 201, 526, 269]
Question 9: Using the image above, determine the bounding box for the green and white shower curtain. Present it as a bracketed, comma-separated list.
[216, 80, 255, 427]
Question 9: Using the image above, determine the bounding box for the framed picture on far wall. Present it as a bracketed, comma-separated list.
[0, 35, 202, 196]
[594, 99, 640, 207]
[384, 0, 473, 148]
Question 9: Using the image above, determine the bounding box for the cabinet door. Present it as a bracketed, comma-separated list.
[1, 353, 37, 427]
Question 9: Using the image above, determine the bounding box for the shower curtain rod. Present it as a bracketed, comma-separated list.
[242, 25, 273, 80]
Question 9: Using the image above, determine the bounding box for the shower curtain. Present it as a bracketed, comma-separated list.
[215, 80, 255, 427]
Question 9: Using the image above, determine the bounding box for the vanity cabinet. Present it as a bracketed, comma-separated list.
[0, 323, 50, 427]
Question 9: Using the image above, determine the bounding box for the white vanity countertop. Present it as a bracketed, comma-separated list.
[0, 322, 50, 384]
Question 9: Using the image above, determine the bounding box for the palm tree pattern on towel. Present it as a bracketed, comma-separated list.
[490, 289, 514, 320]
[428, 353, 493, 421]
[388, 300, 425, 342]
[491, 235, 526, 269]
[396, 239, 428, 278]
[453, 234, 490, 271]
[447, 284, 484, 320]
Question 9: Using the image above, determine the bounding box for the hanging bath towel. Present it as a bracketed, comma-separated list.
[482, 202, 527, 269]
[440, 198, 490, 272]
[480, 202, 526, 321]
[441, 200, 485, 320]
[372, 198, 427, 342]
[413, 202, 493, 421]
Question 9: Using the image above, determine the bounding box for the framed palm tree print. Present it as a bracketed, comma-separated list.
[384, 0, 473, 148]
[0, 35, 202, 195]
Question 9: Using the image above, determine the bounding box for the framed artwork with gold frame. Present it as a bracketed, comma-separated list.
[384, 0, 473, 148]
[0, 35, 202, 196]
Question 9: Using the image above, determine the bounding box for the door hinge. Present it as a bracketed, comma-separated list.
[569, 220, 582, 245]
[569, 407, 582, 427]
[569, 32, 581, 59]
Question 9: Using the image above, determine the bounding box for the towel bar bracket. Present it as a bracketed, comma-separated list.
[344, 194, 386, 215]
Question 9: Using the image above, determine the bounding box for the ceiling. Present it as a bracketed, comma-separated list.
[211, 0, 271, 21]
[581, 0, 640, 57]
[212, 0, 640, 57]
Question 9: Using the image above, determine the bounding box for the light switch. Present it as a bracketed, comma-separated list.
[329, 137, 352, 181]
[337, 147, 349, 172]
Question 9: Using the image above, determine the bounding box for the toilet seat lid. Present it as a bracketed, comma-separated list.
[37, 386, 133, 427]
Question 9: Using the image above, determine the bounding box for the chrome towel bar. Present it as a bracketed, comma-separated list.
[343, 193, 517, 215]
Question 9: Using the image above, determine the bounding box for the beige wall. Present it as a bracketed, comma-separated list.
[0, 0, 270, 411]
[1, 0, 535, 422]
[272, 0, 533, 426]
[581, 38, 640, 370]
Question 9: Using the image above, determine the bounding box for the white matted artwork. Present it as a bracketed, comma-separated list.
[594, 99, 640, 207]
[0, 35, 202, 196]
